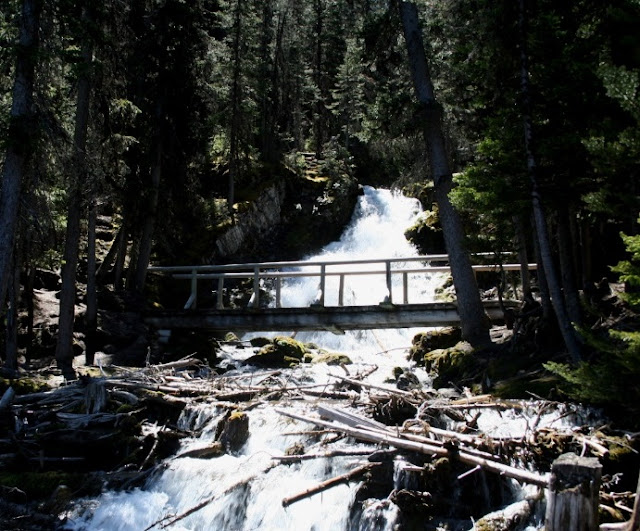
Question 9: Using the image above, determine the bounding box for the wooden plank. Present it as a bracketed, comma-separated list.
[144, 301, 513, 332]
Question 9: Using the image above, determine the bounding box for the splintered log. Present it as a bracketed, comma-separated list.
[275, 408, 549, 487]
[281, 463, 379, 507]
[545, 453, 601, 531]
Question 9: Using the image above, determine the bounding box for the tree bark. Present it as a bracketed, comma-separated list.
[56, 9, 93, 379]
[0, 0, 42, 312]
[228, 0, 243, 218]
[399, 1, 491, 348]
[5, 258, 20, 375]
[513, 214, 532, 299]
[557, 206, 582, 326]
[517, 0, 582, 362]
[132, 137, 162, 292]
[85, 200, 97, 365]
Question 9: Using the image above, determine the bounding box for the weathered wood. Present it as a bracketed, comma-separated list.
[276, 408, 550, 487]
[545, 452, 601, 531]
[144, 301, 515, 332]
[281, 463, 378, 507]
[0, 387, 15, 410]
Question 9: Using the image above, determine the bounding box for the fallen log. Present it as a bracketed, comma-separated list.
[272, 449, 377, 462]
[0, 387, 15, 410]
[275, 408, 550, 488]
[281, 463, 379, 507]
[330, 375, 415, 400]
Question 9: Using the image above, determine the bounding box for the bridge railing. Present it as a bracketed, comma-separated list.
[148, 254, 536, 311]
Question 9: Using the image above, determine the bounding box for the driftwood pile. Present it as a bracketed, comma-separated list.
[1, 354, 640, 529]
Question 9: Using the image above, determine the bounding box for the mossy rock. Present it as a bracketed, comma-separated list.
[424, 341, 475, 389]
[404, 209, 445, 255]
[0, 376, 51, 395]
[249, 336, 272, 348]
[311, 352, 352, 365]
[219, 410, 249, 452]
[409, 328, 462, 362]
[245, 336, 309, 367]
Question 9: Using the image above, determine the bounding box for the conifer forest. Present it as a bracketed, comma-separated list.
[1, 0, 640, 529]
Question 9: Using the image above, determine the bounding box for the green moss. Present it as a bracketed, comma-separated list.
[410, 328, 462, 363]
[245, 337, 310, 368]
[0, 377, 51, 395]
[311, 352, 352, 365]
[423, 342, 476, 388]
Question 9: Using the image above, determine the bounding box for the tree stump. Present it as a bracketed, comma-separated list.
[545, 452, 601, 531]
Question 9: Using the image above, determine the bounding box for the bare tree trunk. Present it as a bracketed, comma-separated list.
[313, 0, 324, 158]
[56, 12, 93, 379]
[557, 206, 582, 326]
[228, 0, 243, 218]
[399, 1, 490, 348]
[518, 0, 581, 362]
[133, 139, 162, 291]
[0, 0, 42, 312]
[96, 225, 124, 281]
[85, 200, 97, 365]
[513, 214, 532, 299]
[532, 220, 553, 320]
[5, 258, 20, 375]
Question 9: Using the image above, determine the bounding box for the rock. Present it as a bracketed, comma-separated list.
[245, 336, 309, 368]
[404, 209, 445, 255]
[409, 328, 462, 362]
[218, 411, 249, 452]
[422, 341, 475, 389]
[311, 352, 352, 365]
[396, 370, 421, 391]
[178, 442, 225, 459]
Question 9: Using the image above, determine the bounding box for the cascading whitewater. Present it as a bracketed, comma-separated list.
[67, 187, 436, 531]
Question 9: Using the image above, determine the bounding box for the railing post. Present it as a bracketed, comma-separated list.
[252, 266, 260, 308]
[188, 269, 198, 309]
[276, 276, 282, 308]
[403, 272, 409, 304]
[216, 277, 225, 310]
[311, 264, 326, 307]
[338, 274, 345, 306]
[384, 260, 393, 304]
[545, 453, 601, 531]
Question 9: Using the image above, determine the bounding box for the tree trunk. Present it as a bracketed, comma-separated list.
[518, 0, 581, 362]
[557, 206, 582, 326]
[85, 200, 97, 365]
[133, 139, 162, 291]
[313, 0, 324, 158]
[0, 0, 42, 312]
[5, 258, 20, 375]
[399, 1, 490, 348]
[228, 0, 243, 218]
[56, 12, 93, 379]
[513, 214, 532, 299]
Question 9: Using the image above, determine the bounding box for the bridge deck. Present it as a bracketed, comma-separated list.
[144, 300, 513, 333]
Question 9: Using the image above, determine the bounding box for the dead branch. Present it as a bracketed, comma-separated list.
[275, 408, 550, 488]
[281, 463, 379, 507]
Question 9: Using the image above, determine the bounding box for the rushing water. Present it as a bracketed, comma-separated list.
[67, 187, 593, 531]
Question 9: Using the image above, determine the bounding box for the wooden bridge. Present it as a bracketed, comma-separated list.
[146, 254, 534, 333]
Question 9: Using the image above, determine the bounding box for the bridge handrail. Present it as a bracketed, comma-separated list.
[148, 254, 534, 311]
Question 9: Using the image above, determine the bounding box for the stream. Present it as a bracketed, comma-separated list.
[67, 187, 596, 530]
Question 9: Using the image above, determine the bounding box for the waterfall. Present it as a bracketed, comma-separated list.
[66, 187, 589, 530]
[244, 186, 443, 383]
[68, 187, 432, 531]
